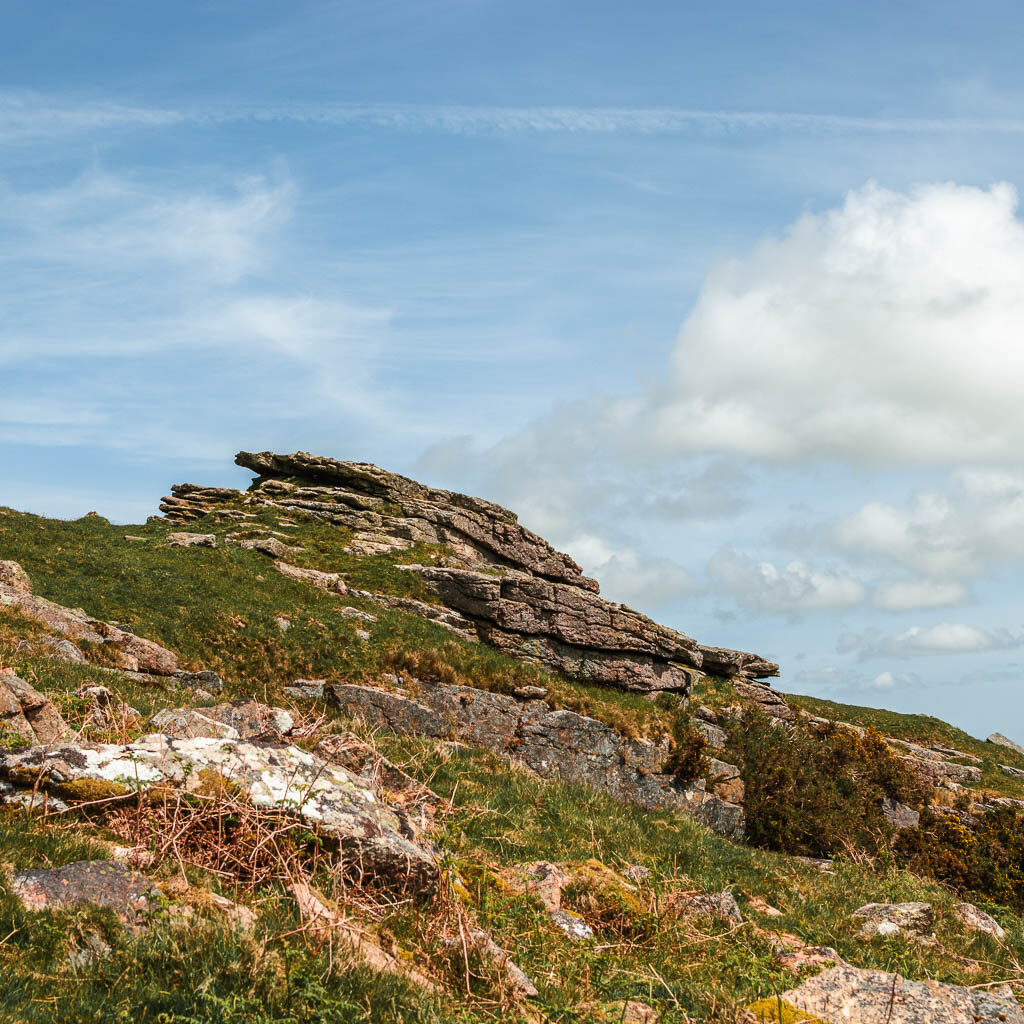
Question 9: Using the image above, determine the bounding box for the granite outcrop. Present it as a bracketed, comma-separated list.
[161, 451, 778, 697]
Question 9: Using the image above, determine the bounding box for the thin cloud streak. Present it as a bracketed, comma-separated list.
[10, 93, 1024, 142]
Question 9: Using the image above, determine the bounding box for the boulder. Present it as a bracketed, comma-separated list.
[682, 890, 743, 925]
[955, 901, 1006, 941]
[151, 701, 294, 740]
[10, 860, 156, 928]
[273, 560, 347, 594]
[0, 736, 438, 893]
[166, 533, 217, 548]
[40, 635, 88, 664]
[175, 669, 224, 695]
[1001, 764, 1024, 778]
[0, 672, 71, 745]
[0, 559, 32, 593]
[881, 797, 920, 829]
[852, 902, 933, 940]
[0, 566, 178, 675]
[988, 732, 1024, 756]
[758, 964, 1024, 1023]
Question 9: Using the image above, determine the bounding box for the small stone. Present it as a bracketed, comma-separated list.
[881, 796, 920, 829]
[852, 902, 933, 940]
[748, 896, 783, 917]
[683, 890, 743, 925]
[1001, 764, 1024, 778]
[622, 864, 653, 885]
[695, 719, 728, 749]
[285, 679, 326, 700]
[275, 616, 291, 632]
[608, 1001, 659, 1024]
[166, 533, 217, 548]
[513, 685, 549, 699]
[549, 907, 594, 941]
[955, 901, 1006, 941]
[40, 635, 88, 664]
[123, 535, 148, 543]
[339, 607, 378, 623]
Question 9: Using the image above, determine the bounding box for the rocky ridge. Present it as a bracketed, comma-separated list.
[160, 451, 778, 696]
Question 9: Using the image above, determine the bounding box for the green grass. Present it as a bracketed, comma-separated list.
[3, 504, 1024, 1022]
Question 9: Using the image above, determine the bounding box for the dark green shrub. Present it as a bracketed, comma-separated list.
[663, 713, 711, 785]
[897, 805, 1024, 911]
[726, 708, 929, 858]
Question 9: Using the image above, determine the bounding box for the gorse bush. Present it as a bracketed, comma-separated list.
[726, 708, 930, 858]
[897, 805, 1024, 912]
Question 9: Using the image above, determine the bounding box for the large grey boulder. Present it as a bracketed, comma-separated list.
[773, 965, 1024, 1023]
[0, 735, 438, 893]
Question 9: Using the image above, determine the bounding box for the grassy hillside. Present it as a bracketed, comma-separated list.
[2, 504, 1024, 1022]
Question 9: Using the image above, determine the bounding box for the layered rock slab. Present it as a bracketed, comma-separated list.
[0, 735, 438, 893]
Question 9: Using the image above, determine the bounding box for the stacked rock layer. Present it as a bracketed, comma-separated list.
[161, 450, 778, 696]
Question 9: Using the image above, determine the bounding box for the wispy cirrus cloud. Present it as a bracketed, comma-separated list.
[10, 92, 1024, 144]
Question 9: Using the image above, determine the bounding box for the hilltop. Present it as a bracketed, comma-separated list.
[1, 451, 1023, 1023]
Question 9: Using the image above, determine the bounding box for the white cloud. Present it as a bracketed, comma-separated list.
[840, 622, 1024, 659]
[835, 468, 1024, 581]
[629, 180, 1024, 464]
[0, 168, 293, 287]
[707, 549, 866, 613]
[871, 580, 968, 611]
[864, 670, 919, 690]
[562, 533, 697, 608]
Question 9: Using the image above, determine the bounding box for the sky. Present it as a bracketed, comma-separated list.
[4, 1, 1024, 739]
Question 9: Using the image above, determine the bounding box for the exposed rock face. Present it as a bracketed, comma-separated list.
[0, 735, 438, 893]
[0, 562, 178, 675]
[161, 451, 778, 696]
[328, 680, 745, 838]
[771, 965, 1024, 1024]
[0, 672, 72, 744]
[881, 797, 920, 830]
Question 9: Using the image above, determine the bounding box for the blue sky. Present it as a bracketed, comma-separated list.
[5, 1, 1024, 738]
